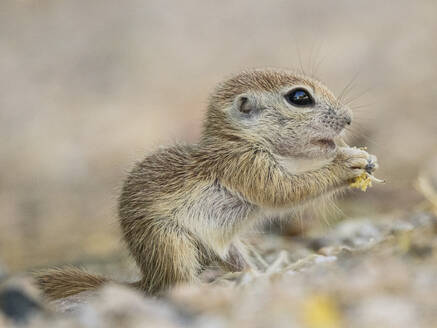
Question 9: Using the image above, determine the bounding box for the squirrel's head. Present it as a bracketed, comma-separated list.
[203, 69, 352, 159]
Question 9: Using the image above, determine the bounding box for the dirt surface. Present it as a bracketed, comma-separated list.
[1, 211, 437, 327]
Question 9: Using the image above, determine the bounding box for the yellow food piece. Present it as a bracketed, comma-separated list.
[397, 231, 412, 253]
[350, 172, 372, 191]
[302, 294, 342, 328]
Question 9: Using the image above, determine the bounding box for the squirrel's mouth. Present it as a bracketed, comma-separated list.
[312, 138, 336, 149]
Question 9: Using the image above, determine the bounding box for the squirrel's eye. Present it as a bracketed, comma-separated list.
[285, 88, 314, 107]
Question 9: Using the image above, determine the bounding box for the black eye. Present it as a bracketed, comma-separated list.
[285, 88, 314, 107]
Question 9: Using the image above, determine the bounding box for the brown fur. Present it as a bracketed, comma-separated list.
[35, 267, 107, 299]
[35, 68, 377, 299]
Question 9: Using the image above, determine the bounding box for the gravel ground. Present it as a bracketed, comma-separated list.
[1, 211, 436, 328]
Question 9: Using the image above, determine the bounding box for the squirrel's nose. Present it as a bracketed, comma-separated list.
[340, 111, 352, 126]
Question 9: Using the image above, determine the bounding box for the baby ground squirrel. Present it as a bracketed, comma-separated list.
[37, 68, 378, 299]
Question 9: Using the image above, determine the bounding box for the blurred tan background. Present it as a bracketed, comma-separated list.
[0, 0, 436, 273]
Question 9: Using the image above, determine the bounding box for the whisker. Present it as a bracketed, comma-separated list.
[350, 102, 375, 110]
[308, 42, 315, 78]
[311, 40, 327, 79]
[309, 40, 322, 78]
[295, 44, 306, 76]
[313, 54, 326, 79]
[343, 87, 372, 106]
[338, 71, 361, 103]
[344, 126, 379, 147]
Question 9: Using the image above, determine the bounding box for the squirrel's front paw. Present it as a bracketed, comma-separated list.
[334, 147, 378, 181]
[364, 153, 378, 174]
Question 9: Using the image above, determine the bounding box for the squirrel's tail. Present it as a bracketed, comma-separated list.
[34, 267, 110, 300]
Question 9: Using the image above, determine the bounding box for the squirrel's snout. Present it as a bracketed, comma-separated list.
[338, 114, 352, 130]
[321, 109, 351, 131]
[337, 108, 352, 126]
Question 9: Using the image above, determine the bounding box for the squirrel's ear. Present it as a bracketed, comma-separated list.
[237, 96, 252, 114]
[232, 94, 260, 118]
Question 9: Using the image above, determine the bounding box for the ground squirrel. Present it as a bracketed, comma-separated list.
[36, 68, 378, 299]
